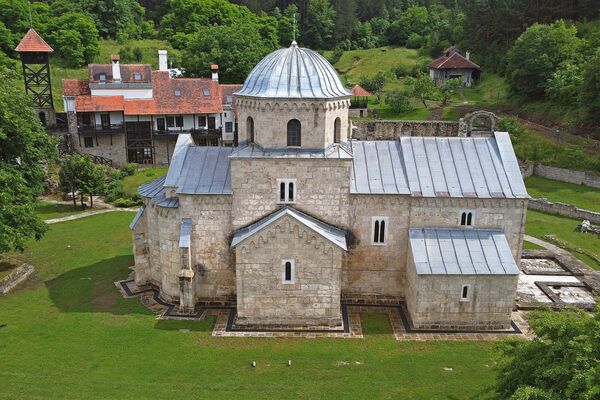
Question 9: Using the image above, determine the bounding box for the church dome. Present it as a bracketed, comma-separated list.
[235, 42, 351, 99]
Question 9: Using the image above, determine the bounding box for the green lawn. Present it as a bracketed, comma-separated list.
[525, 176, 600, 212]
[35, 201, 87, 220]
[122, 166, 168, 196]
[0, 211, 501, 399]
[525, 210, 600, 270]
[522, 240, 545, 250]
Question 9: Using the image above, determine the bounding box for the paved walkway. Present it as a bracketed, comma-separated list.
[523, 235, 566, 254]
[44, 208, 138, 224]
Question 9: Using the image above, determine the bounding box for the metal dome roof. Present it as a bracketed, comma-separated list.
[235, 42, 351, 99]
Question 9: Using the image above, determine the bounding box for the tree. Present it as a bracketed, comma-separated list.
[387, 6, 429, 45]
[304, 0, 336, 49]
[404, 74, 438, 108]
[181, 23, 277, 83]
[493, 306, 600, 400]
[359, 71, 386, 102]
[440, 77, 462, 106]
[579, 49, 600, 125]
[46, 12, 100, 67]
[505, 21, 583, 98]
[0, 69, 56, 253]
[80, 0, 145, 39]
[545, 62, 583, 104]
[385, 89, 411, 113]
[59, 154, 106, 209]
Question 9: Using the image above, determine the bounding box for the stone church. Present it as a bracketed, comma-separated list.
[130, 42, 528, 331]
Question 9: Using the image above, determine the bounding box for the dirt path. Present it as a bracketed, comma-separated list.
[427, 107, 443, 120]
[44, 208, 138, 224]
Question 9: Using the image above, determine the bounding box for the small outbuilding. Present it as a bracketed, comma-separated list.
[349, 84, 372, 118]
[428, 47, 481, 87]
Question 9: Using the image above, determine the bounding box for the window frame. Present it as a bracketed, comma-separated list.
[225, 122, 233, 133]
[460, 284, 472, 302]
[83, 136, 94, 148]
[198, 115, 207, 128]
[203, 88, 210, 96]
[174, 89, 181, 97]
[99, 73, 107, 82]
[371, 216, 389, 246]
[287, 119, 301, 147]
[277, 179, 296, 204]
[166, 116, 175, 128]
[133, 72, 141, 81]
[282, 259, 295, 284]
[175, 116, 184, 127]
[459, 210, 475, 227]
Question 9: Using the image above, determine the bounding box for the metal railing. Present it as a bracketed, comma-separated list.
[78, 123, 125, 134]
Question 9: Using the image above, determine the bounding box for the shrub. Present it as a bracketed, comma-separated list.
[112, 197, 142, 207]
[385, 90, 412, 113]
[406, 33, 423, 49]
[105, 179, 125, 203]
[391, 64, 412, 79]
[120, 163, 137, 177]
[328, 47, 344, 65]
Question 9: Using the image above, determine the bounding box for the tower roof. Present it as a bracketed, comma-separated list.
[15, 29, 54, 53]
[235, 42, 351, 99]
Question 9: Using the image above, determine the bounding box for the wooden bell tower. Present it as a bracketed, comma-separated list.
[15, 28, 56, 126]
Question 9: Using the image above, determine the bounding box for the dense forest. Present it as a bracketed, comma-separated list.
[1, 0, 599, 123]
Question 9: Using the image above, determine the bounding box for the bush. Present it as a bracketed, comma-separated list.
[391, 64, 412, 79]
[328, 47, 344, 65]
[120, 163, 137, 177]
[406, 33, 423, 49]
[385, 90, 412, 113]
[112, 197, 142, 207]
[133, 47, 143, 62]
[105, 179, 125, 203]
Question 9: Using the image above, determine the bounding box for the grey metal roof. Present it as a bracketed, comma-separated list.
[351, 132, 528, 198]
[231, 141, 353, 159]
[409, 228, 520, 275]
[179, 218, 192, 248]
[129, 205, 145, 230]
[231, 207, 347, 250]
[235, 42, 352, 99]
[138, 175, 180, 208]
[164, 134, 233, 195]
[351, 140, 410, 194]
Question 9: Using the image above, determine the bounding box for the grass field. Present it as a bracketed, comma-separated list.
[525, 210, 600, 270]
[122, 166, 168, 196]
[35, 201, 87, 219]
[0, 211, 501, 399]
[525, 176, 600, 212]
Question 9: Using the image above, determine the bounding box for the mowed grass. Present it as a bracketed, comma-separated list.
[0, 212, 499, 399]
[122, 166, 168, 196]
[525, 176, 600, 212]
[525, 210, 600, 270]
[35, 201, 86, 220]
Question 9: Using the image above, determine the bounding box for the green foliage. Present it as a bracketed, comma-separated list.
[506, 21, 583, 98]
[385, 89, 411, 113]
[59, 154, 106, 208]
[405, 32, 423, 49]
[493, 307, 600, 399]
[111, 196, 142, 207]
[80, 0, 145, 39]
[359, 71, 387, 99]
[328, 47, 344, 65]
[387, 6, 429, 45]
[440, 77, 462, 105]
[404, 74, 438, 108]
[304, 0, 336, 49]
[120, 162, 138, 177]
[46, 12, 100, 67]
[391, 63, 412, 79]
[181, 23, 277, 83]
[0, 69, 56, 253]
[545, 62, 583, 103]
[579, 49, 600, 125]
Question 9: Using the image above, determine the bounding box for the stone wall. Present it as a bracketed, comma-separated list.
[179, 194, 236, 303]
[533, 164, 600, 188]
[352, 120, 459, 140]
[154, 137, 178, 166]
[71, 132, 127, 166]
[529, 198, 600, 224]
[405, 254, 517, 329]
[235, 214, 343, 326]
[230, 157, 352, 229]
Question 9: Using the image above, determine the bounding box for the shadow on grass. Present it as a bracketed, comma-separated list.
[45, 255, 150, 316]
[361, 313, 393, 336]
[154, 317, 214, 332]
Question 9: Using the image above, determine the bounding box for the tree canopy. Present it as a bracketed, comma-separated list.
[0, 70, 56, 253]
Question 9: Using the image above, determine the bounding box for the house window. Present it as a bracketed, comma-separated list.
[203, 88, 210, 96]
[166, 116, 175, 128]
[198, 116, 207, 127]
[460, 284, 471, 302]
[225, 122, 233, 133]
[460, 211, 474, 226]
[372, 216, 388, 245]
[277, 179, 296, 203]
[83, 137, 94, 148]
[282, 259, 295, 284]
[99, 73, 107, 82]
[174, 89, 181, 97]
[175, 116, 184, 127]
[134, 72, 141, 81]
[226, 96, 233, 104]
[287, 119, 301, 147]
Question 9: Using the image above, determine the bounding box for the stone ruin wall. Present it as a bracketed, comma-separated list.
[351, 120, 461, 140]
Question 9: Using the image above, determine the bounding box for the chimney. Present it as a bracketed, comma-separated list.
[111, 54, 121, 82]
[211, 64, 219, 82]
[465, 51, 471, 60]
[158, 50, 168, 72]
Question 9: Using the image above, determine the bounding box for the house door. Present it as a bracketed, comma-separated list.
[100, 114, 110, 128]
[208, 116, 216, 130]
[156, 117, 166, 132]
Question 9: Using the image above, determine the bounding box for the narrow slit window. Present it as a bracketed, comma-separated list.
[372, 217, 388, 245]
[288, 182, 294, 202]
[466, 212, 473, 226]
[280, 182, 286, 202]
[285, 262, 292, 281]
[460, 212, 467, 225]
[277, 179, 296, 203]
[460, 284, 471, 301]
[282, 260, 294, 283]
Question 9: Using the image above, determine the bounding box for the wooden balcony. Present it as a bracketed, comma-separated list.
[78, 123, 125, 134]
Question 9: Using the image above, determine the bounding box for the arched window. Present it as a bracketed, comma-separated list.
[282, 259, 294, 283]
[372, 217, 388, 245]
[287, 119, 301, 147]
[246, 116, 254, 143]
[288, 182, 294, 202]
[374, 220, 380, 243]
[280, 181, 286, 202]
[460, 211, 474, 226]
[466, 212, 473, 226]
[460, 212, 467, 226]
[334, 117, 341, 143]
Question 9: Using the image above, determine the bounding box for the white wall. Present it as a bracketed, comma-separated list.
[91, 88, 153, 99]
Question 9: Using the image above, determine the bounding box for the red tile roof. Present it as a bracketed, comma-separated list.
[15, 29, 54, 53]
[351, 84, 373, 97]
[76, 95, 125, 112]
[428, 52, 480, 70]
[123, 71, 223, 115]
[111, 54, 120, 61]
[89, 64, 152, 83]
[62, 79, 91, 96]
